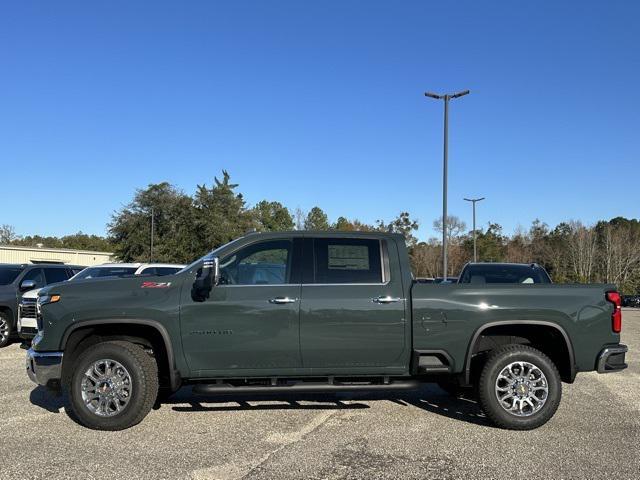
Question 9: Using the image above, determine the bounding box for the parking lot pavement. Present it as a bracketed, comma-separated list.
[1, 311, 639, 480]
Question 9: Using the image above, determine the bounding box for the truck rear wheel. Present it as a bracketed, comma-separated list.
[0, 311, 11, 348]
[477, 344, 561, 430]
[66, 340, 158, 430]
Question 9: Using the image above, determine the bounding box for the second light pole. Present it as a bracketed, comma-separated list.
[464, 197, 484, 262]
[425, 89, 470, 279]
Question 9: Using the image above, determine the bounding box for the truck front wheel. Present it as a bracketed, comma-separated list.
[67, 340, 159, 430]
[477, 344, 561, 430]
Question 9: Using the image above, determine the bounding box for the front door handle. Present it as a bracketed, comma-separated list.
[372, 296, 402, 304]
[269, 297, 298, 304]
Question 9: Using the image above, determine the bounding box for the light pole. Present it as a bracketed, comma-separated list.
[464, 197, 485, 262]
[425, 89, 470, 278]
[150, 207, 155, 262]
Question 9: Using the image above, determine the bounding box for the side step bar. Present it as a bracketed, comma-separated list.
[193, 379, 421, 396]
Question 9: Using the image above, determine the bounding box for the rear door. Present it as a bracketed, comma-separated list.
[299, 236, 407, 373]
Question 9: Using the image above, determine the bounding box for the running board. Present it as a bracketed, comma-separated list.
[192, 379, 421, 396]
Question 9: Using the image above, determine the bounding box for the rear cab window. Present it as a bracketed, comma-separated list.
[459, 264, 551, 284]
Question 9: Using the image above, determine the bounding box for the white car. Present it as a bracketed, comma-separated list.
[17, 262, 184, 339]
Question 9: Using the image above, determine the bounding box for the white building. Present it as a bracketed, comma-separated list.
[0, 244, 114, 266]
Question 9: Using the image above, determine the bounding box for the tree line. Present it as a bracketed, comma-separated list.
[2, 171, 639, 293]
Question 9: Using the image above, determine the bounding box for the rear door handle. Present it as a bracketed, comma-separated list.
[372, 296, 402, 304]
[269, 297, 298, 304]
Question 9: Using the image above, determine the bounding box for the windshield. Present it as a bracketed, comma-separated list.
[459, 265, 551, 284]
[0, 266, 24, 285]
[72, 266, 138, 280]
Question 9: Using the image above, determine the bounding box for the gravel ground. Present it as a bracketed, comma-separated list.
[1, 310, 639, 480]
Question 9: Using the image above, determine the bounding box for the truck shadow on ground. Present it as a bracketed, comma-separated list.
[30, 385, 66, 413]
[166, 383, 491, 427]
[29, 384, 491, 428]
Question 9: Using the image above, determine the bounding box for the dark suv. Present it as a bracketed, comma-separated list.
[0, 263, 84, 347]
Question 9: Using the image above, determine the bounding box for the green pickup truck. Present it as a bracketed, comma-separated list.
[26, 231, 628, 431]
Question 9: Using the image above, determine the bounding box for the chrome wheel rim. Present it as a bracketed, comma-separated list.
[0, 317, 9, 344]
[81, 359, 133, 417]
[495, 361, 548, 417]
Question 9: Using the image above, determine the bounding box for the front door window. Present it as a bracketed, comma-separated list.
[220, 240, 292, 285]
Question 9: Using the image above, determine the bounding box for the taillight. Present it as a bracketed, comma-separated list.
[606, 291, 622, 333]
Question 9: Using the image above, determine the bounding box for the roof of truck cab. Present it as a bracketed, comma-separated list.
[242, 231, 405, 240]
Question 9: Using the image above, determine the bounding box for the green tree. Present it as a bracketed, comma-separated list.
[193, 170, 255, 251]
[304, 206, 330, 230]
[60, 233, 113, 252]
[463, 223, 506, 262]
[12, 235, 64, 248]
[378, 212, 419, 246]
[333, 217, 376, 231]
[109, 182, 198, 263]
[253, 201, 294, 231]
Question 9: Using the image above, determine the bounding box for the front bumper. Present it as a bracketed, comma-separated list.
[18, 316, 37, 331]
[25, 348, 63, 388]
[597, 344, 628, 373]
[17, 317, 38, 340]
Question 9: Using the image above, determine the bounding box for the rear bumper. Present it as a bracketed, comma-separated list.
[597, 344, 628, 373]
[26, 348, 63, 388]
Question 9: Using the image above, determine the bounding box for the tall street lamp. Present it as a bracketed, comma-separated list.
[464, 197, 485, 262]
[425, 89, 470, 278]
[150, 207, 155, 263]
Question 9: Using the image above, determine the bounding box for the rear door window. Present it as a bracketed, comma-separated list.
[312, 238, 383, 284]
[0, 266, 24, 285]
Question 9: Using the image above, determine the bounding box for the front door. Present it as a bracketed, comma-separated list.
[180, 238, 302, 375]
[299, 237, 408, 373]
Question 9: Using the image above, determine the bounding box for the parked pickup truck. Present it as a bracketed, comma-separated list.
[26, 231, 628, 431]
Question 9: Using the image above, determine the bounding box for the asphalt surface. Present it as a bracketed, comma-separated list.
[1, 311, 639, 480]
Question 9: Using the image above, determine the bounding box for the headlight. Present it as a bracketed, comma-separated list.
[36, 294, 61, 315]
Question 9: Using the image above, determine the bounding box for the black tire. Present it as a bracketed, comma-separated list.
[477, 344, 561, 430]
[0, 310, 12, 348]
[66, 340, 158, 431]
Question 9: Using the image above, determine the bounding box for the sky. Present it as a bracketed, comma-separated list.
[1, 1, 639, 242]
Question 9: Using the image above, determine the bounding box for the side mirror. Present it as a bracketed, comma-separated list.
[213, 256, 220, 286]
[20, 279, 37, 291]
[191, 256, 219, 302]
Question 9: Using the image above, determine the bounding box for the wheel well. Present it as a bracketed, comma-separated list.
[62, 324, 172, 390]
[468, 324, 574, 383]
